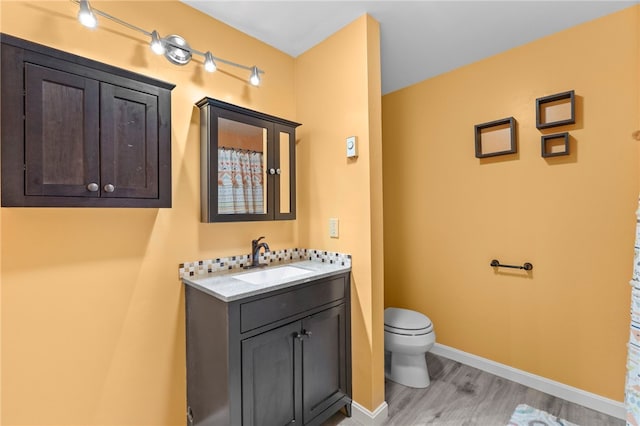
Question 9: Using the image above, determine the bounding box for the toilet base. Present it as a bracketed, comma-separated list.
[385, 352, 431, 388]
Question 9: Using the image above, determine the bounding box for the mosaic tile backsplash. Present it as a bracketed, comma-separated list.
[179, 248, 351, 279]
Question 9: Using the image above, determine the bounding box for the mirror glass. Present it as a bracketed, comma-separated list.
[217, 117, 267, 215]
[279, 131, 290, 214]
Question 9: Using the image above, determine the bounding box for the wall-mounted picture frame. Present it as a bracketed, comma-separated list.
[536, 90, 575, 129]
[541, 132, 570, 158]
[474, 117, 517, 158]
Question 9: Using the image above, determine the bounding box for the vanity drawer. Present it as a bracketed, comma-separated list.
[240, 275, 346, 333]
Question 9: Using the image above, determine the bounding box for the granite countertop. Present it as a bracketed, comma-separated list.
[182, 260, 351, 302]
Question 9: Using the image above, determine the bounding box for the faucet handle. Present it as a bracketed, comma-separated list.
[252, 236, 265, 244]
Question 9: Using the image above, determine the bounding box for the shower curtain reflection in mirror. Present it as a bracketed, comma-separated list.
[217, 147, 265, 214]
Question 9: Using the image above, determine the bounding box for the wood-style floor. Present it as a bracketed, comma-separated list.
[326, 353, 624, 425]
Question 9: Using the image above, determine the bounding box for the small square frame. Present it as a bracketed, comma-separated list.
[541, 132, 570, 158]
[536, 90, 575, 129]
[474, 117, 516, 158]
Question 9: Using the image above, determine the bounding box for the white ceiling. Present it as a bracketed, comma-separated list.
[181, 1, 637, 95]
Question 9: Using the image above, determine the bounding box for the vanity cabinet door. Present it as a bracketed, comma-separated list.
[301, 304, 348, 424]
[241, 321, 302, 426]
[24, 63, 101, 198]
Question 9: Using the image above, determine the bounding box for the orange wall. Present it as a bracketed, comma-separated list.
[383, 5, 639, 402]
[295, 15, 385, 411]
[0, 1, 299, 424]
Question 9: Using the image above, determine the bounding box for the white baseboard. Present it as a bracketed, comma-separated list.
[351, 400, 389, 426]
[430, 343, 626, 420]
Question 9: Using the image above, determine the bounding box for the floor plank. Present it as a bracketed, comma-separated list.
[325, 353, 624, 425]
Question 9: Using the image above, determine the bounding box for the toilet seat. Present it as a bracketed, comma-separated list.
[384, 307, 433, 336]
[384, 323, 433, 336]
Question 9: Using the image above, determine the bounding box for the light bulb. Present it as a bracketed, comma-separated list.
[250, 66, 260, 86]
[78, 0, 97, 28]
[150, 30, 165, 55]
[204, 52, 217, 73]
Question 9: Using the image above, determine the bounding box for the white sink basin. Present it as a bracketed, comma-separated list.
[233, 265, 311, 285]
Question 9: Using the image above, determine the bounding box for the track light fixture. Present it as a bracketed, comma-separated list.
[77, 0, 96, 28]
[250, 66, 261, 87]
[204, 52, 217, 73]
[71, 0, 264, 86]
[150, 30, 165, 55]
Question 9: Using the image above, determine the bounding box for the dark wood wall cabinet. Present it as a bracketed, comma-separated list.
[197, 97, 301, 222]
[185, 273, 352, 426]
[1, 34, 174, 208]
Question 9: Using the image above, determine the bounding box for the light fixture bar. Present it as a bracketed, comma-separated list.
[78, 1, 151, 36]
[70, 0, 265, 83]
[189, 47, 258, 73]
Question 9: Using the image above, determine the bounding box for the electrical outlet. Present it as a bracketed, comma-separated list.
[329, 218, 339, 238]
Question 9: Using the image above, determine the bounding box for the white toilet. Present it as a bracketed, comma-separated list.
[384, 307, 436, 388]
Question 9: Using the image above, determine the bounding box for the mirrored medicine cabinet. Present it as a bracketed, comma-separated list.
[197, 97, 301, 222]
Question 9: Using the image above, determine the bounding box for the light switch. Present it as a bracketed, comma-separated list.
[346, 136, 358, 158]
[329, 218, 339, 238]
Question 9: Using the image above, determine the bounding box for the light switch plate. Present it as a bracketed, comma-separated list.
[329, 218, 339, 238]
[346, 136, 358, 158]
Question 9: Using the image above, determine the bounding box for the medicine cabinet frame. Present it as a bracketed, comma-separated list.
[197, 97, 301, 223]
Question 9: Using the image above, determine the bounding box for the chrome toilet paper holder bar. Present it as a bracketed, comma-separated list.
[490, 259, 533, 271]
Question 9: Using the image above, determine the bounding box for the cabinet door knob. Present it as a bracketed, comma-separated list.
[295, 331, 312, 340]
[104, 184, 115, 193]
[187, 406, 194, 426]
[86, 182, 99, 192]
[276, 168, 281, 175]
[269, 168, 276, 175]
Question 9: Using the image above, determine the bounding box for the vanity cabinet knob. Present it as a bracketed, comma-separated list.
[187, 406, 194, 426]
[295, 330, 312, 340]
[276, 168, 281, 175]
[86, 182, 99, 192]
[269, 168, 276, 175]
[104, 183, 115, 193]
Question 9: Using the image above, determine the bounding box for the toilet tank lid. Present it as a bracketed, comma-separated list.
[384, 307, 432, 330]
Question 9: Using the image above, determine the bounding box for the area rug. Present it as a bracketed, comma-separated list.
[507, 404, 579, 426]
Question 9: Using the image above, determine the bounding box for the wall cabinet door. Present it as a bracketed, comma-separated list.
[24, 63, 101, 197]
[100, 83, 159, 199]
[273, 124, 296, 221]
[241, 321, 302, 426]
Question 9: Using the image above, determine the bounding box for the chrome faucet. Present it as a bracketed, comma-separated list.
[248, 236, 270, 268]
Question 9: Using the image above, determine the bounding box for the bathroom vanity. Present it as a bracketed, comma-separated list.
[182, 261, 352, 426]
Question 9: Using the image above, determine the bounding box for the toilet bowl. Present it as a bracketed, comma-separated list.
[384, 307, 435, 388]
